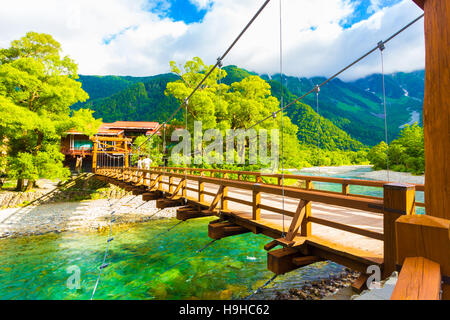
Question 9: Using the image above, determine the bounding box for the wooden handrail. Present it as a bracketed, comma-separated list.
[96, 167, 414, 252]
[114, 166, 424, 207]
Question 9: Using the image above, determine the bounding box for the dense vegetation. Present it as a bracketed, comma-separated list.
[0, 32, 100, 190]
[368, 124, 424, 175]
[68, 59, 425, 174]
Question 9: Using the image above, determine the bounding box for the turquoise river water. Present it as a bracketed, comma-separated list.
[0, 167, 424, 300]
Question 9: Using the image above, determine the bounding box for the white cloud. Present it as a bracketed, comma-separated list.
[0, 0, 425, 80]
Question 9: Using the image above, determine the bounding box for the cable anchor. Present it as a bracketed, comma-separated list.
[217, 57, 223, 68]
[314, 85, 320, 94]
[377, 40, 385, 52]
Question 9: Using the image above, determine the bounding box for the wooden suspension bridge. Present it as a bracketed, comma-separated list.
[90, 0, 449, 300]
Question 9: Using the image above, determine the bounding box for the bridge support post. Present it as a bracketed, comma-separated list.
[395, 214, 450, 299]
[382, 183, 415, 278]
[252, 183, 261, 220]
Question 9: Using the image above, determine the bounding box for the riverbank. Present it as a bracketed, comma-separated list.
[0, 196, 176, 239]
[298, 165, 425, 184]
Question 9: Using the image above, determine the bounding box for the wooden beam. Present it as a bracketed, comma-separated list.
[285, 200, 309, 241]
[421, 0, 450, 220]
[292, 255, 323, 267]
[169, 179, 185, 200]
[391, 257, 441, 300]
[204, 185, 224, 213]
[208, 221, 250, 240]
[395, 214, 450, 277]
[351, 274, 369, 294]
[412, 0, 424, 9]
[267, 247, 303, 275]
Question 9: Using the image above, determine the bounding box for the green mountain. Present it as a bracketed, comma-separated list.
[261, 71, 424, 146]
[72, 74, 180, 123]
[72, 66, 424, 150]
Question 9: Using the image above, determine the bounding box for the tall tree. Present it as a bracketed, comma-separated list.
[165, 57, 302, 168]
[0, 32, 101, 191]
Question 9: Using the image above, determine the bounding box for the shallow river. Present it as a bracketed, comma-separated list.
[0, 167, 423, 300]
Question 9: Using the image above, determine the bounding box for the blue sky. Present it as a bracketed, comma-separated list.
[150, 0, 404, 27]
[0, 0, 424, 78]
[150, 0, 212, 24]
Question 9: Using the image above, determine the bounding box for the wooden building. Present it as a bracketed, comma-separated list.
[61, 121, 160, 172]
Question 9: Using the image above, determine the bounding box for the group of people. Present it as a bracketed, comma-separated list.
[137, 155, 152, 170]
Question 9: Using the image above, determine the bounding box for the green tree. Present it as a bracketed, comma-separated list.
[0, 32, 101, 191]
[165, 57, 302, 169]
[367, 124, 424, 174]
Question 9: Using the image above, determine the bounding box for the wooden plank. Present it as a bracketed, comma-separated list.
[391, 257, 441, 300]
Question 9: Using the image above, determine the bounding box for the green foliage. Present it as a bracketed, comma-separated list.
[131, 135, 164, 166]
[165, 57, 302, 169]
[0, 32, 100, 189]
[74, 74, 180, 123]
[368, 124, 424, 174]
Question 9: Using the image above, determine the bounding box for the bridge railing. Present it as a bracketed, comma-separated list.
[102, 166, 424, 207]
[97, 166, 419, 276]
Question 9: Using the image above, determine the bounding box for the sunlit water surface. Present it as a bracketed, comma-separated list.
[0, 167, 423, 299]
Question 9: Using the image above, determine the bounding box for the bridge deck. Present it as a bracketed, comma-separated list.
[98, 168, 394, 273]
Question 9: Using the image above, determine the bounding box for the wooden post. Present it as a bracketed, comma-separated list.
[252, 183, 261, 220]
[305, 180, 313, 190]
[222, 185, 228, 211]
[383, 183, 415, 278]
[124, 143, 129, 168]
[92, 140, 98, 173]
[169, 175, 174, 193]
[198, 172, 204, 202]
[412, 0, 450, 220]
[342, 180, 350, 195]
[182, 177, 187, 198]
[300, 201, 312, 237]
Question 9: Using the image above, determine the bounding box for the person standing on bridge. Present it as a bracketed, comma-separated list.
[142, 155, 152, 181]
[137, 155, 144, 170]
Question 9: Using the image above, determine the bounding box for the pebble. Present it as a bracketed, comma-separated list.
[274, 269, 361, 300]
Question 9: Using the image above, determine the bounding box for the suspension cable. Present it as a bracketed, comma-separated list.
[279, 0, 285, 237]
[244, 14, 424, 131]
[379, 41, 390, 182]
[315, 85, 321, 180]
[185, 14, 425, 162]
[244, 274, 278, 300]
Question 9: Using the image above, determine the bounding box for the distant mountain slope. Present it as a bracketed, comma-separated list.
[73, 74, 180, 123]
[260, 71, 424, 146]
[72, 66, 424, 148]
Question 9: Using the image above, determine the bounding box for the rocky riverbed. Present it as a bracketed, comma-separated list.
[0, 196, 177, 239]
